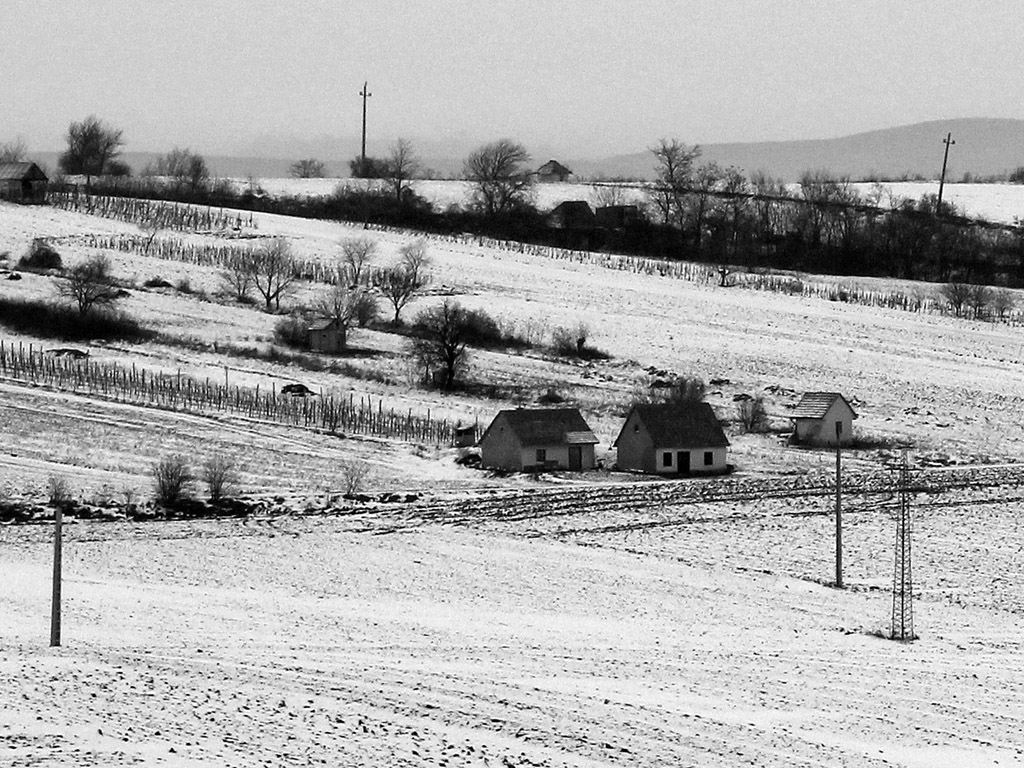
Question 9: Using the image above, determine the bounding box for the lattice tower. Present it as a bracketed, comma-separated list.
[891, 451, 915, 641]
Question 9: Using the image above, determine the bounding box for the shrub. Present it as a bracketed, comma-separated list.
[551, 322, 592, 357]
[462, 308, 504, 347]
[175, 277, 192, 294]
[202, 455, 237, 502]
[353, 292, 380, 328]
[0, 296, 152, 342]
[47, 475, 73, 509]
[737, 395, 769, 433]
[340, 459, 371, 495]
[152, 455, 193, 507]
[18, 238, 62, 271]
[273, 314, 309, 349]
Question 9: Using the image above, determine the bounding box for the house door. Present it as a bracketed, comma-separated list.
[676, 451, 691, 475]
[568, 445, 583, 470]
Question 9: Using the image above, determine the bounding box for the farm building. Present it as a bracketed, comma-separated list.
[595, 204, 640, 229]
[536, 159, 572, 183]
[789, 392, 857, 447]
[614, 402, 730, 475]
[308, 319, 347, 353]
[479, 407, 598, 472]
[0, 162, 48, 203]
[548, 200, 595, 229]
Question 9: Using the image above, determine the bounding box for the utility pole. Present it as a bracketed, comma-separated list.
[937, 132, 955, 211]
[835, 421, 843, 589]
[50, 505, 63, 647]
[358, 81, 372, 174]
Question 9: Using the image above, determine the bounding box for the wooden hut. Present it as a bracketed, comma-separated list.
[0, 162, 48, 203]
[308, 319, 347, 353]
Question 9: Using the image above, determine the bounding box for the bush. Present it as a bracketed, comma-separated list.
[463, 308, 504, 347]
[152, 455, 193, 507]
[273, 314, 309, 349]
[353, 292, 379, 328]
[47, 475, 73, 509]
[0, 296, 152, 342]
[18, 238, 62, 271]
[737, 395, 769, 433]
[340, 459, 371, 495]
[202, 455, 237, 502]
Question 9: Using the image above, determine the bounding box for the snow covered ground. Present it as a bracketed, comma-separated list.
[229, 176, 1024, 224]
[3, 199, 1024, 766]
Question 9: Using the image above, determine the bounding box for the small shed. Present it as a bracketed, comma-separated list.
[479, 407, 598, 471]
[549, 200, 595, 229]
[308, 318, 347, 353]
[614, 402, 729, 475]
[0, 162, 48, 203]
[595, 204, 640, 229]
[790, 392, 857, 447]
[536, 159, 572, 183]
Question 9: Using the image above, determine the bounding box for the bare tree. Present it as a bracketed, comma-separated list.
[941, 282, 971, 317]
[290, 158, 326, 178]
[220, 250, 253, 302]
[400, 239, 430, 278]
[147, 147, 209, 192]
[59, 115, 125, 188]
[202, 455, 237, 502]
[649, 138, 701, 232]
[991, 287, 1016, 320]
[58, 255, 120, 316]
[0, 137, 28, 163]
[967, 283, 992, 320]
[386, 138, 420, 203]
[339, 237, 377, 286]
[411, 299, 471, 390]
[379, 264, 428, 325]
[463, 139, 535, 216]
[312, 283, 363, 348]
[737, 395, 769, 433]
[250, 238, 297, 311]
[589, 182, 629, 209]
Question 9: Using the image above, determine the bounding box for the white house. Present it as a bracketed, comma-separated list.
[790, 392, 857, 447]
[614, 402, 730, 475]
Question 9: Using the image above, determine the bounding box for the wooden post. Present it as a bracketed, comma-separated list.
[835, 421, 843, 589]
[50, 506, 62, 647]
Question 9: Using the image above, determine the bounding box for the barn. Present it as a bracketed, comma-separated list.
[0, 162, 48, 204]
[614, 402, 730, 475]
[789, 392, 858, 447]
[536, 159, 572, 183]
[479, 407, 598, 472]
[548, 200, 595, 229]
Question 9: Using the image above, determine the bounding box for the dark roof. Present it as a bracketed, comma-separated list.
[790, 392, 857, 420]
[0, 162, 48, 182]
[537, 159, 572, 176]
[484, 407, 598, 446]
[615, 402, 729, 448]
[308, 318, 343, 332]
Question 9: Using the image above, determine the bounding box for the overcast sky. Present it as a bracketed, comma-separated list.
[3, 1, 1022, 159]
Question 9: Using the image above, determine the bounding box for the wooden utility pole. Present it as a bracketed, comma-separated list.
[937, 132, 955, 210]
[359, 81, 372, 172]
[50, 506, 63, 647]
[835, 421, 843, 589]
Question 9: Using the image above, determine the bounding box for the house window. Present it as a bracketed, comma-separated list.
[704, 451, 714, 466]
[662, 452, 672, 467]
[536, 449, 546, 463]
[835, 421, 843, 436]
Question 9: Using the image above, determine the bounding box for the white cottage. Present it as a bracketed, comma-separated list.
[790, 392, 857, 447]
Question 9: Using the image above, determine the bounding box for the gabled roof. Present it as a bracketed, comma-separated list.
[308, 318, 343, 331]
[0, 162, 48, 181]
[483, 407, 598, 446]
[537, 159, 572, 176]
[790, 392, 857, 420]
[615, 402, 729, 448]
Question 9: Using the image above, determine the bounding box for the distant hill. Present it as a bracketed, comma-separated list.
[26, 118, 1024, 184]
[574, 118, 1024, 183]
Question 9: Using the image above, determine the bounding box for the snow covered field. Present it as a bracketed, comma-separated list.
[232, 176, 1024, 224]
[3, 199, 1024, 766]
